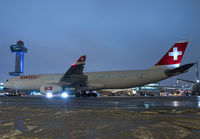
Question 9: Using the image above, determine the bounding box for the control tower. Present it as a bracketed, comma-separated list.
[9, 40, 27, 76]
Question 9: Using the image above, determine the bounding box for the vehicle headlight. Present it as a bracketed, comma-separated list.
[61, 92, 68, 98]
[46, 92, 53, 98]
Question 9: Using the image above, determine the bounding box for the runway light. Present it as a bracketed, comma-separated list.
[46, 92, 53, 98]
[61, 92, 68, 98]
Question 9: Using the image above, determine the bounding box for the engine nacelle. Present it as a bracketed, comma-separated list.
[40, 84, 63, 95]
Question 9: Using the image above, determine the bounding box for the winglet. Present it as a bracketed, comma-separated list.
[73, 55, 86, 66]
[60, 55, 87, 82]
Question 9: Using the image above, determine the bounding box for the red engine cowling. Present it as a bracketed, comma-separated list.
[40, 84, 63, 95]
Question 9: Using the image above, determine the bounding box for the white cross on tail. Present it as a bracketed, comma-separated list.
[169, 47, 182, 61]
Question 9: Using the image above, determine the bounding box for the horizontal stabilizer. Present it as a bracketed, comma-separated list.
[165, 63, 194, 76]
[176, 78, 196, 84]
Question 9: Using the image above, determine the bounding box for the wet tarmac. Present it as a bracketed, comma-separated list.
[0, 96, 200, 138]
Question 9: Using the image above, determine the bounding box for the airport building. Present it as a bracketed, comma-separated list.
[137, 83, 191, 96]
[100, 83, 192, 96]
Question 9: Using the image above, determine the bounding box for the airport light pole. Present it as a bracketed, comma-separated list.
[196, 61, 199, 83]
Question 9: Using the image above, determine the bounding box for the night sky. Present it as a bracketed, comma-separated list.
[0, 0, 200, 86]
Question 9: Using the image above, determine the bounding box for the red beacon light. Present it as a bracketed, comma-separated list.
[17, 40, 24, 46]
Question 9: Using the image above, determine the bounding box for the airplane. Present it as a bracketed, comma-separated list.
[4, 40, 194, 98]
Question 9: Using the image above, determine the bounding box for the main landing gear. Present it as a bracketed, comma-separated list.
[75, 91, 97, 97]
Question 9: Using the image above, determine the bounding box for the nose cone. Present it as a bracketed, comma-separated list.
[3, 82, 7, 88]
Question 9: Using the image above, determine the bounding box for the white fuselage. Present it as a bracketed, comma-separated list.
[4, 68, 169, 91]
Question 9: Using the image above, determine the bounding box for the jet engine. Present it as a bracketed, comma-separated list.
[40, 84, 63, 95]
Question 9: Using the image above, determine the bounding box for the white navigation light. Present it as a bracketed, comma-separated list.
[61, 92, 68, 98]
[46, 92, 53, 98]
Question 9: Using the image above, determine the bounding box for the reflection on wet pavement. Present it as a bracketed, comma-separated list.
[0, 96, 200, 138]
[1, 107, 200, 139]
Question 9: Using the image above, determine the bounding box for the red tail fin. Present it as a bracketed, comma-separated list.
[154, 40, 188, 69]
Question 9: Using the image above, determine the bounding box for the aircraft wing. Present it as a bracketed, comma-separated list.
[59, 55, 88, 86]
